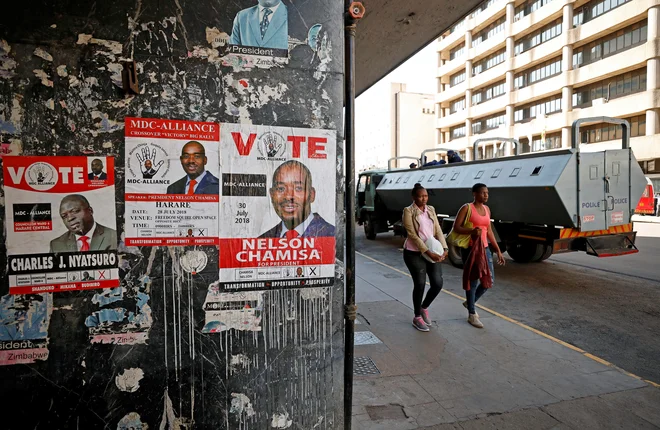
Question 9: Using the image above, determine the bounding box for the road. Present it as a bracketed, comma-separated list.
[355, 220, 660, 384]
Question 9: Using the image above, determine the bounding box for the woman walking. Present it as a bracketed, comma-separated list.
[402, 183, 449, 332]
[451, 183, 505, 328]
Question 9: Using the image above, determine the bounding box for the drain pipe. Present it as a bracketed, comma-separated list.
[344, 2, 365, 429]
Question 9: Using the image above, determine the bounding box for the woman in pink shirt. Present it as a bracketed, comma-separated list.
[402, 183, 449, 332]
[453, 183, 505, 328]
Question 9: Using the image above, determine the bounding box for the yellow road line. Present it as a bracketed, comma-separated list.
[356, 250, 658, 386]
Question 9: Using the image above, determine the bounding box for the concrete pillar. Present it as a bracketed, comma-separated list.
[466, 30, 472, 49]
[506, 71, 515, 93]
[506, 105, 515, 127]
[505, 1, 515, 37]
[562, 86, 573, 114]
[466, 118, 473, 137]
[465, 60, 472, 88]
[562, 45, 573, 72]
[648, 6, 660, 40]
[563, 4, 573, 33]
[646, 109, 660, 135]
[506, 36, 515, 59]
[466, 89, 472, 107]
[562, 127, 572, 148]
[647, 58, 660, 91]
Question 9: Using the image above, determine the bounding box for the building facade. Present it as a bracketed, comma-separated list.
[436, 0, 660, 175]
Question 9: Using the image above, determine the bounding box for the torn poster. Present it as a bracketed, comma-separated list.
[218, 123, 336, 291]
[202, 286, 263, 333]
[124, 117, 220, 246]
[3, 156, 119, 294]
[0, 294, 52, 365]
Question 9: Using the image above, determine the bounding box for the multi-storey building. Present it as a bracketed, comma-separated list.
[436, 0, 660, 183]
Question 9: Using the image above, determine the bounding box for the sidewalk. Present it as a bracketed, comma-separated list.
[352, 253, 660, 429]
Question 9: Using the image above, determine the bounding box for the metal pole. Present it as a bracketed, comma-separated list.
[344, 2, 364, 428]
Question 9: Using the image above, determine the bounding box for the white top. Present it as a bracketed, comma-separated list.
[279, 213, 314, 238]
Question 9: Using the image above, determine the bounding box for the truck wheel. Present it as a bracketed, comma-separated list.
[506, 241, 545, 263]
[538, 245, 553, 261]
[447, 243, 464, 268]
[364, 215, 377, 240]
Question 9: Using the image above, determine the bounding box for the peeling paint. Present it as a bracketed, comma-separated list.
[77, 34, 123, 55]
[32, 69, 53, 87]
[0, 294, 52, 365]
[203, 287, 263, 333]
[230, 354, 252, 373]
[45, 99, 55, 110]
[230, 393, 255, 418]
[115, 368, 145, 392]
[33, 48, 53, 62]
[0, 40, 16, 79]
[56, 65, 68, 77]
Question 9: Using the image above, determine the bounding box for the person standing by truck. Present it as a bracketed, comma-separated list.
[451, 183, 505, 329]
[402, 183, 449, 332]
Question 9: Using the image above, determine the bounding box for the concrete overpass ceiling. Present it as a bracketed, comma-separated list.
[355, 0, 484, 96]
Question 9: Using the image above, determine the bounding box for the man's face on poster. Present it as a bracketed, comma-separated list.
[144, 159, 152, 170]
[60, 197, 95, 235]
[258, 0, 281, 7]
[180, 142, 207, 179]
[91, 159, 104, 175]
[270, 164, 315, 229]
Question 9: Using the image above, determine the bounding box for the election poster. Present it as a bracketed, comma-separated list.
[3, 156, 119, 295]
[124, 117, 220, 246]
[218, 123, 336, 291]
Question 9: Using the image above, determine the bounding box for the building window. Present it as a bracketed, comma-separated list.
[580, 115, 646, 143]
[450, 124, 466, 141]
[450, 42, 466, 60]
[472, 16, 506, 47]
[470, 0, 499, 18]
[485, 145, 495, 159]
[514, 19, 562, 55]
[514, 0, 555, 22]
[531, 132, 562, 152]
[450, 70, 466, 87]
[472, 112, 506, 135]
[447, 20, 465, 36]
[472, 80, 506, 105]
[572, 68, 646, 108]
[450, 97, 466, 113]
[513, 56, 561, 89]
[573, 0, 632, 27]
[458, 150, 467, 160]
[573, 20, 647, 68]
[514, 95, 562, 123]
[472, 49, 506, 76]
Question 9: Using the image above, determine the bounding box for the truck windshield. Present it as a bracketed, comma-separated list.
[358, 175, 368, 192]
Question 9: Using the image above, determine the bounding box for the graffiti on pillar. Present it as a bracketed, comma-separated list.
[218, 123, 336, 291]
[124, 117, 220, 247]
[0, 293, 52, 365]
[2, 156, 119, 295]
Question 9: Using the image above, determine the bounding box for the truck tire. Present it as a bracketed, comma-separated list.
[506, 241, 545, 263]
[364, 215, 377, 240]
[447, 243, 464, 268]
[538, 245, 553, 261]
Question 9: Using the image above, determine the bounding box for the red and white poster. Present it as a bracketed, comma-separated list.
[3, 156, 119, 294]
[124, 117, 220, 246]
[218, 123, 336, 291]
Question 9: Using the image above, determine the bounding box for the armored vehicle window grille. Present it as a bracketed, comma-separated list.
[396, 178, 402, 183]
[418, 176, 424, 182]
[475, 171, 484, 179]
[589, 166, 598, 179]
[451, 172, 460, 181]
[510, 168, 521, 177]
[439, 174, 447, 181]
[492, 169, 502, 178]
[404, 177, 410, 183]
[531, 166, 543, 175]
[612, 162, 620, 176]
[428, 175, 435, 182]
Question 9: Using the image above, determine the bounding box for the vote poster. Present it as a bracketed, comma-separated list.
[3, 156, 119, 295]
[218, 123, 336, 291]
[124, 117, 220, 246]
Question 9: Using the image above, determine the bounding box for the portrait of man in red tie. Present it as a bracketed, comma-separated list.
[259, 160, 335, 239]
[87, 158, 108, 181]
[166, 141, 219, 195]
[49, 194, 117, 252]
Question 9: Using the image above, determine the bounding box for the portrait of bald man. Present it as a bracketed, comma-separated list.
[88, 158, 107, 180]
[166, 141, 219, 195]
[49, 194, 117, 252]
[259, 160, 335, 239]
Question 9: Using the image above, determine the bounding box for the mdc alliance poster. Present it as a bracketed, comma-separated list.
[3, 156, 119, 294]
[218, 123, 336, 291]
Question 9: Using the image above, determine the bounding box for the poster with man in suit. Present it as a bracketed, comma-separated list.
[124, 117, 220, 246]
[218, 123, 336, 291]
[2, 156, 120, 295]
[228, 0, 289, 56]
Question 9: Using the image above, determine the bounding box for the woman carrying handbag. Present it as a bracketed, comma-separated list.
[402, 183, 449, 332]
[447, 183, 505, 328]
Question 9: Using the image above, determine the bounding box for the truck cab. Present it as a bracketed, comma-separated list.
[356, 170, 386, 239]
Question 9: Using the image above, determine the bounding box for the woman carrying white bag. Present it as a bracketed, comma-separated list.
[402, 183, 449, 332]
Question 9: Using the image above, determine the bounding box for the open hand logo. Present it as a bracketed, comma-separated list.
[136, 147, 164, 179]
